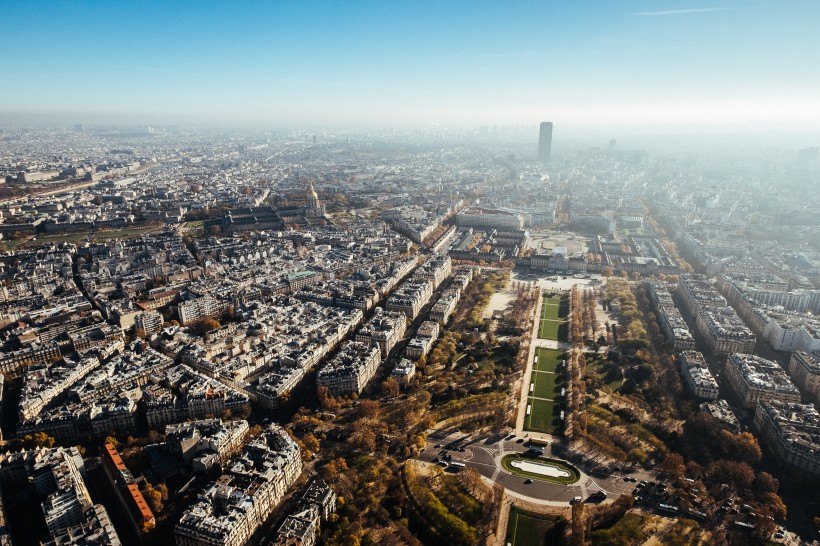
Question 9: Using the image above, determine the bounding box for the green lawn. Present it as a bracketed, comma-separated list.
[537, 319, 566, 340]
[558, 300, 569, 318]
[534, 348, 565, 374]
[531, 371, 562, 399]
[540, 302, 561, 321]
[526, 397, 560, 434]
[506, 507, 562, 546]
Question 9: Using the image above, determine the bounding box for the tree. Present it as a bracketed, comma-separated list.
[659, 452, 686, 481]
[381, 377, 400, 397]
[753, 472, 779, 494]
[143, 484, 163, 513]
[22, 432, 55, 449]
[322, 457, 349, 484]
[627, 447, 648, 465]
[188, 317, 220, 336]
[723, 431, 762, 465]
[708, 460, 754, 491]
[317, 386, 340, 412]
[302, 432, 320, 454]
[156, 483, 169, 502]
[357, 400, 380, 419]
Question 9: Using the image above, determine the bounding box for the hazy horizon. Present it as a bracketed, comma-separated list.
[2, 0, 820, 135]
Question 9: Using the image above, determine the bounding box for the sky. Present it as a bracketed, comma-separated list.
[2, 1, 820, 130]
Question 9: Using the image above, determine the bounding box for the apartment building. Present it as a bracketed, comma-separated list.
[354, 311, 406, 357]
[787, 351, 820, 399]
[678, 351, 719, 400]
[754, 400, 820, 479]
[316, 341, 381, 396]
[695, 306, 756, 355]
[175, 425, 301, 546]
[725, 353, 801, 409]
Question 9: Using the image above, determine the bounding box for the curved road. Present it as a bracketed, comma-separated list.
[420, 431, 653, 507]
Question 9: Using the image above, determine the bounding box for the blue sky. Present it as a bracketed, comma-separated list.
[2, 1, 819, 128]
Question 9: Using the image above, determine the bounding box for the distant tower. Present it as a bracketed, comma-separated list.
[538, 122, 553, 162]
[609, 138, 617, 152]
[305, 181, 325, 219]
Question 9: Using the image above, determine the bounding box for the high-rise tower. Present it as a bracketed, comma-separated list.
[538, 121, 553, 162]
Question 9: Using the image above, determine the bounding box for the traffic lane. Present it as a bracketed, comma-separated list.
[423, 435, 646, 502]
[494, 468, 579, 502]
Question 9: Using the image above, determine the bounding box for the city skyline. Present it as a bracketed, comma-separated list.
[2, 1, 820, 131]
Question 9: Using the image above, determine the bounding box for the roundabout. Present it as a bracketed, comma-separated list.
[501, 454, 580, 485]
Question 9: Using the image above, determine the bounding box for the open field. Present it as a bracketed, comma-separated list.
[534, 348, 565, 373]
[531, 371, 562, 400]
[525, 398, 560, 434]
[537, 319, 566, 341]
[526, 348, 566, 433]
[537, 295, 568, 340]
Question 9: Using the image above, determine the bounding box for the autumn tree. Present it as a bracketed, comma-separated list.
[381, 377, 400, 398]
[143, 483, 164, 513]
[317, 386, 340, 412]
[357, 400, 381, 419]
[22, 432, 55, 449]
[188, 317, 220, 336]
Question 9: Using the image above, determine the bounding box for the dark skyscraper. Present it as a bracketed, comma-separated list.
[538, 121, 553, 161]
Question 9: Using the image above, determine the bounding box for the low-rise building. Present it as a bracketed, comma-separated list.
[700, 399, 741, 431]
[676, 274, 726, 316]
[390, 358, 416, 384]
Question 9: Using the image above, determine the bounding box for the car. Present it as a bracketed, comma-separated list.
[434, 443, 441, 448]
[571, 496, 582, 503]
[524, 479, 533, 484]
[516, 438, 524, 443]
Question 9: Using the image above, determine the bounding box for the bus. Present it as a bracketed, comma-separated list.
[526, 438, 549, 447]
